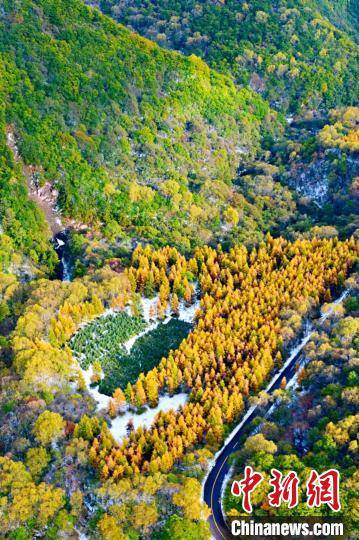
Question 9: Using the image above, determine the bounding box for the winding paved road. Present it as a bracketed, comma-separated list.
[203, 291, 349, 539]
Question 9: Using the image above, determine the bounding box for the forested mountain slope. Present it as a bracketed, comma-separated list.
[316, 0, 359, 41]
[271, 106, 359, 239]
[98, 0, 359, 113]
[0, 1, 357, 539]
[0, 123, 58, 276]
[0, 0, 292, 260]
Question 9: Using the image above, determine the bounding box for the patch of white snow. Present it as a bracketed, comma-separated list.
[110, 393, 188, 442]
[178, 297, 201, 323]
[81, 366, 110, 411]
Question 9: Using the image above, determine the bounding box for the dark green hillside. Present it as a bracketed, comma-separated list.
[0, 115, 57, 274]
[0, 0, 287, 254]
[100, 0, 359, 113]
[316, 0, 359, 40]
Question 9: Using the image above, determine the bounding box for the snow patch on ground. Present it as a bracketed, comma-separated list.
[179, 297, 201, 323]
[141, 294, 200, 324]
[110, 393, 188, 442]
[288, 160, 330, 206]
[141, 296, 158, 323]
[80, 366, 110, 411]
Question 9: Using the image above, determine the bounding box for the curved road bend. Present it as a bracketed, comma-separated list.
[203, 290, 349, 540]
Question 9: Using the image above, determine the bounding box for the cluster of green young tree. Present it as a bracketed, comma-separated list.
[69, 298, 193, 396]
[224, 280, 358, 533]
[99, 0, 359, 113]
[71, 312, 146, 370]
[0, 0, 284, 256]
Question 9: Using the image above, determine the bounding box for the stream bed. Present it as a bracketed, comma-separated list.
[53, 230, 73, 281]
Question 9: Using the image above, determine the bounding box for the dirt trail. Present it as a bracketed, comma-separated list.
[6, 127, 64, 236]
